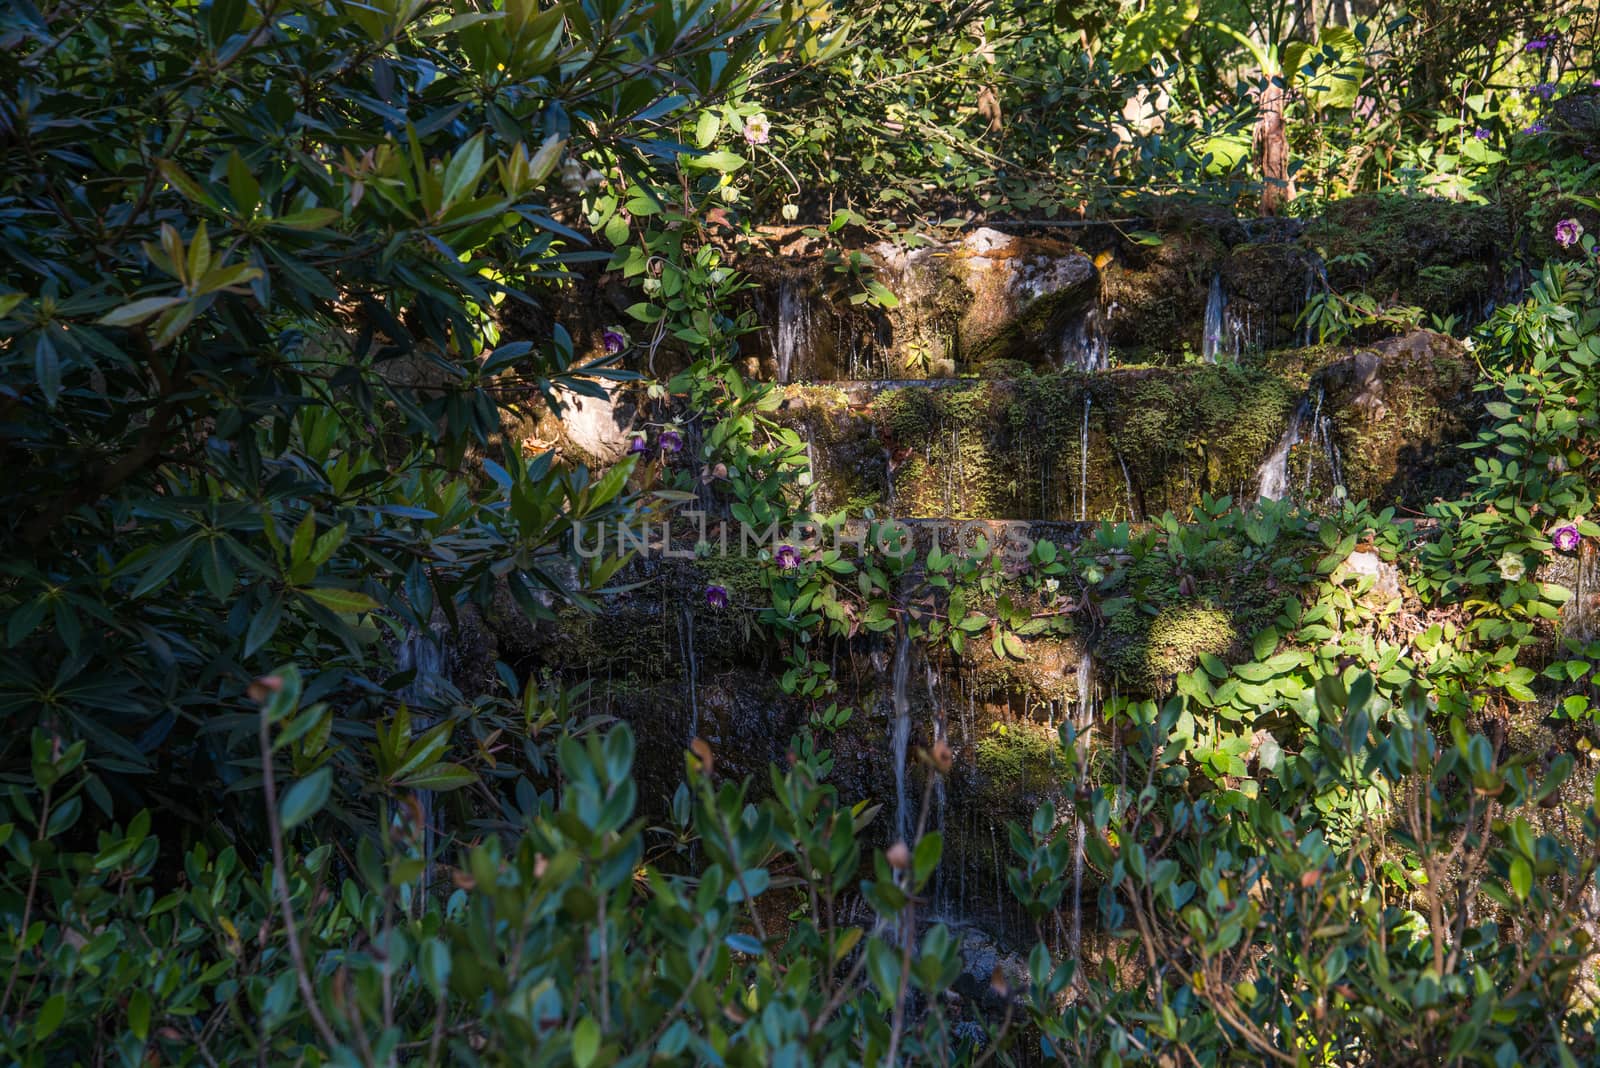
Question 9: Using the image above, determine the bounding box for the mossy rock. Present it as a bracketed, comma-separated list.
[1100, 227, 1226, 355]
[1308, 195, 1506, 317]
[974, 721, 1062, 806]
[1316, 331, 1477, 505]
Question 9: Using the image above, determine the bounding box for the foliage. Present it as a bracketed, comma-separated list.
[1, 675, 985, 1066]
[1014, 678, 1600, 1066]
[0, 0, 820, 820]
[6, 2, 1600, 1066]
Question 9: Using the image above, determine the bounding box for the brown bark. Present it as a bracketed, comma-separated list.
[1254, 78, 1295, 216]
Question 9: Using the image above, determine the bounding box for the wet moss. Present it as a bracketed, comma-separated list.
[806, 362, 1308, 521]
[974, 721, 1062, 804]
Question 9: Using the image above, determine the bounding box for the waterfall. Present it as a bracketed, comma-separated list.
[1116, 450, 1136, 521]
[1256, 397, 1309, 501]
[1061, 303, 1108, 372]
[883, 446, 898, 517]
[1201, 273, 1226, 363]
[1302, 387, 1324, 500]
[1301, 256, 1329, 347]
[774, 275, 810, 384]
[891, 625, 914, 845]
[1078, 393, 1091, 522]
[1070, 650, 1097, 975]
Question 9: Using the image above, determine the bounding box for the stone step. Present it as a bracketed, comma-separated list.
[724, 198, 1508, 383]
[776, 332, 1476, 524]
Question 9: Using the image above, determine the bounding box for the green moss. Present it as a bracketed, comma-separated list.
[1308, 195, 1505, 316]
[1103, 605, 1235, 690]
[975, 721, 1061, 802]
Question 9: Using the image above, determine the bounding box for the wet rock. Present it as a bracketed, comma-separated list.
[1316, 330, 1476, 505]
[950, 925, 1032, 1007]
[870, 228, 1101, 373]
[1551, 89, 1600, 137]
[1309, 197, 1505, 318]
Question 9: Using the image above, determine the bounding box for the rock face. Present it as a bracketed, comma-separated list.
[732, 197, 1509, 378]
[778, 333, 1476, 523]
[553, 383, 637, 464]
[1315, 330, 1476, 506]
[869, 228, 1103, 375]
[743, 228, 1103, 380]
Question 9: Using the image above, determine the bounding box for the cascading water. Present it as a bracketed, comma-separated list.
[1201, 273, 1226, 363]
[677, 603, 699, 740]
[774, 275, 811, 385]
[1079, 393, 1091, 522]
[925, 660, 948, 915]
[1256, 397, 1308, 501]
[1061, 303, 1108, 372]
[1301, 256, 1330, 347]
[891, 625, 914, 846]
[1116, 450, 1136, 521]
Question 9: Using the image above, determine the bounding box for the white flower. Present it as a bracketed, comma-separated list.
[743, 113, 771, 145]
[1496, 551, 1527, 582]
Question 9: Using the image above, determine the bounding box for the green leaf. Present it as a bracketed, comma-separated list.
[694, 111, 721, 148]
[97, 296, 183, 328]
[128, 989, 151, 1041]
[573, 1017, 600, 1068]
[279, 768, 332, 830]
[398, 763, 477, 791]
[683, 150, 746, 172]
[301, 587, 381, 614]
[36, 992, 66, 1040]
[1509, 856, 1531, 901]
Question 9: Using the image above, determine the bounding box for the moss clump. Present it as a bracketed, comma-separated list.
[975, 721, 1061, 804]
[1102, 605, 1235, 690]
[1098, 525, 1300, 691]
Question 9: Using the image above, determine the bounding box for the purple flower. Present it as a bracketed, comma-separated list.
[1523, 121, 1547, 134]
[1525, 35, 1550, 51]
[1532, 83, 1556, 101]
[602, 328, 627, 355]
[659, 429, 683, 454]
[1555, 218, 1584, 248]
[628, 434, 650, 455]
[774, 544, 801, 571]
[705, 584, 728, 609]
[1551, 524, 1582, 553]
[1473, 127, 1491, 140]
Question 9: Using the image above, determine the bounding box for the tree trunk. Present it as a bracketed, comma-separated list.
[1254, 77, 1295, 216]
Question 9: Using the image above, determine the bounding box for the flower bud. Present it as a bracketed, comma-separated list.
[247, 675, 284, 703]
[886, 841, 911, 870]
